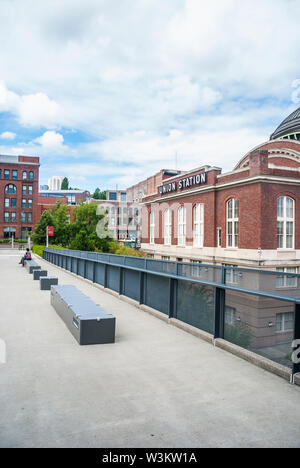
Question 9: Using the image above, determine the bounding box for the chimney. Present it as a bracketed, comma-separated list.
[249, 150, 269, 176]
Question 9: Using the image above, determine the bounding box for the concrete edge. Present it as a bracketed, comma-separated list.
[215, 338, 292, 382]
[139, 304, 169, 323]
[37, 254, 300, 386]
[170, 318, 214, 344]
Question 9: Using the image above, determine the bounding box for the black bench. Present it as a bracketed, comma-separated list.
[25, 259, 41, 274]
[40, 276, 58, 290]
[33, 269, 47, 280]
[50, 285, 116, 345]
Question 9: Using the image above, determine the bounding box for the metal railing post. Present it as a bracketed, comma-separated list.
[119, 267, 123, 295]
[291, 303, 300, 383]
[139, 271, 145, 304]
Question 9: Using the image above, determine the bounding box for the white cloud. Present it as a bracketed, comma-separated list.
[0, 0, 299, 190]
[18, 93, 60, 128]
[34, 131, 65, 150]
[0, 131, 16, 140]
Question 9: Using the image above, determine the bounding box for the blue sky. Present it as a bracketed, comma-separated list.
[0, 0, 299, 192]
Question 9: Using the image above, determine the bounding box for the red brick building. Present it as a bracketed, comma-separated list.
[141, 108, 300, 271]
[0, 154, 40, 239]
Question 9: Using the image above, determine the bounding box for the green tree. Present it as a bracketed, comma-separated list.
[92, 188, 106, 200]
[69, 202, 112, 251]
[49, 201, 70, 246]
[32, 210, 54, 245]
[61, 177, 69, 190]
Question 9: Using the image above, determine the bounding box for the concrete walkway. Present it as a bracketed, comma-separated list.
[0, 250, 300, 448]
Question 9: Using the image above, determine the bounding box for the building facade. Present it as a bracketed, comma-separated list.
[0, 154, 40, 239]
[141, 109, 300, 272]
[139, 108, 300, 352]
[48, 176, 64, 191]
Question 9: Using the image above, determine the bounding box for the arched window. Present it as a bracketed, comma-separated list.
[29, 171, 34, 180]
[277, 196, 294, 249]
[226, 198, 239, 248]
[193, 203, 204, 247]
[164, 209, 171, 245]
[22, 171, 27, 180]
[178, 206, 186, 246]
[150, 211, 155, 244]
[5, 184, 17, 194]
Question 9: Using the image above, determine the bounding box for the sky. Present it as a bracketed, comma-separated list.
[0, 0, 300, 192]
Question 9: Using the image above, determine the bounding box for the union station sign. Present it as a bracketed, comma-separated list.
[159, 171, 207, 195]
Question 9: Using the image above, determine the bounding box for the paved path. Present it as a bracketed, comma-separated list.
[0, 250, 300, 448]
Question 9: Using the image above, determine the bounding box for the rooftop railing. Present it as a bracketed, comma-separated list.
[43, 247, 300, 382]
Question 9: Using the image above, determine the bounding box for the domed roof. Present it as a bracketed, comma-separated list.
[270, 107, 300, 140]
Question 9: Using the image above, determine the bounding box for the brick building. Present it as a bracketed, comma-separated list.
[141, 108, 300, 271]
[139, 107, 300, 352]
[0, 154, 40, 239]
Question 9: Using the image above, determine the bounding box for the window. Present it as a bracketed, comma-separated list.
[226, 198, 239, 247]
[12, 170, 17, 180]
[4, 212, 9, 222]
[109, 192, 117, 201]
[4, 198, 9, 208]
[4, 170, 10, 179]
[3, 227, 16, 238]
[164, 209, 171, 245]
[21, 212, 26, 222]
[5, 184, 16, 194]
[122, 208, 127, 225]
[190, 259, 202, 277]
[162, 256, 170, 261]
[27, 212, 32, 223]
[28, 186, 33, 195]
[22, 171, 27, 180]
[150, 211, 155, 244]
[277, 196, 294, 249]
[22, 199, 26, 208]
[193, 203, 204, 247]
[121, 192, 126, 202]
[217, 228, 222, 247]
[276, 312, 294, 332]
[0, 169, 1, 178]
[11, 198, 16, 208]
[178, 206, 186, 246]
[22, 185, 27, 195]
[276, 267, 297, 288]
[28, 199, 32, 208]
[29, 171, 34, 180]
[11, 212, 16, 222]
[224, 264, 239, 284]
[225, 306, 237, 325]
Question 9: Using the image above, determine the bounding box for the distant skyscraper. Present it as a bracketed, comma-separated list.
[48, 176, 64, 190]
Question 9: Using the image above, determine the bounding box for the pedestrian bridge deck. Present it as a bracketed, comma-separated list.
[0, 250, 299, 448]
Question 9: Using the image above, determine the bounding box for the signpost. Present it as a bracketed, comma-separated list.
[46, 226, 54, 247]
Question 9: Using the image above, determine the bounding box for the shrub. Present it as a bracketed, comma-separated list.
[32, 245, 44, 257]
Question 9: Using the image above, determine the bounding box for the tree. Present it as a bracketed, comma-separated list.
[49, 201, 70, 246]
[92, 188, 106, 200]
[69, 202, 112, 251]
[32, 210, 54, 245]
[61, 177, 69, 190]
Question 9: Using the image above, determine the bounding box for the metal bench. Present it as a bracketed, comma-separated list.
[25, 259, 41, 274]
[40, 276, 58, 290]
[33, 269, 47, 280]
[50, 285, 116, 345]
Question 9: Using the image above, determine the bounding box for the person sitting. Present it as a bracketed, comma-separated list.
[19, 248, 32, 266]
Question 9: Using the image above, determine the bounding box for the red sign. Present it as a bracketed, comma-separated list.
[47, 226, 54, 236]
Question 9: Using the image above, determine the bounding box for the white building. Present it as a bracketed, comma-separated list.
[48, 176, 64, 191]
